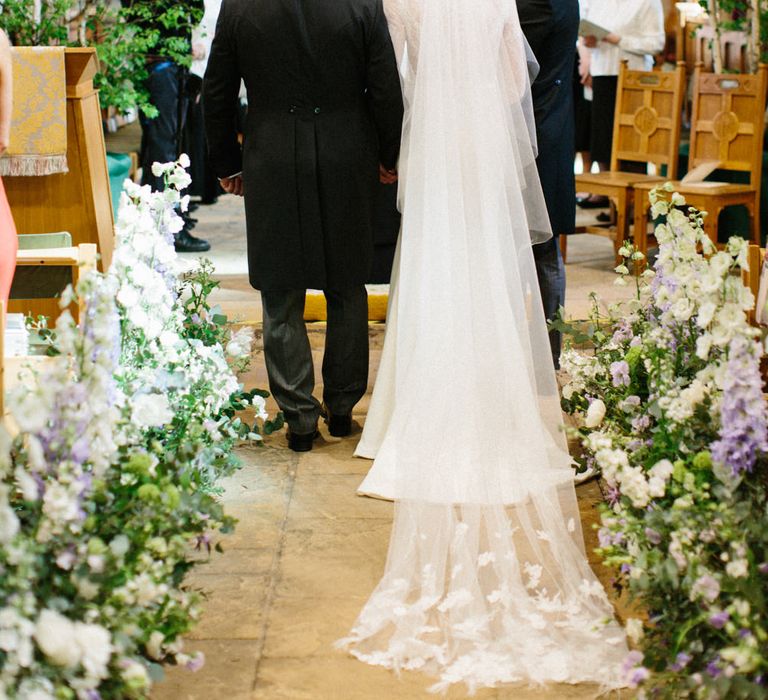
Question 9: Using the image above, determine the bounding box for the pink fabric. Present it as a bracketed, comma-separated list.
[0, 176, 17, 306]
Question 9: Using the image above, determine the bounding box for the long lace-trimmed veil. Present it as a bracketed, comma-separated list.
[338, 0, 628, 692]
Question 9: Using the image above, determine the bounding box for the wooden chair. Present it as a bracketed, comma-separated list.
[573, 62, 686, 262]
[11, 235, 98, 324]
[633, 65, 768, 260]
[743, 244, 767, 326]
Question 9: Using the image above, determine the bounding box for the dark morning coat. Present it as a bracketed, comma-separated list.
[203, 0, 404, 291]
[516, 0, 579, 236]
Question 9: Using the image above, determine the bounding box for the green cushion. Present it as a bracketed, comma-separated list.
[17, 232, 72, 250]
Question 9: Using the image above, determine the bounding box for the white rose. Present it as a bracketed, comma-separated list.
[74, 622, 112, 680]
[117, 284, 140, 309]
[726, 559, 749, 579]
[251, 395, 268, 421]
[110, 534, 131, 558]
[121, 659, 150, 686]
[131, 394, 174, 429]
[650, 459, 674, 481]
[585, 399, 606, 429]
[648, 476, 667, 498]
[34, 610, 80, 668]
[16, 679, 56, 700]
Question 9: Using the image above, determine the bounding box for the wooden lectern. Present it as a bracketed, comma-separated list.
[4, 48, 114, 321]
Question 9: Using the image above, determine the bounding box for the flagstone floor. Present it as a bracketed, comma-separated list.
[150, 196, 634, 700]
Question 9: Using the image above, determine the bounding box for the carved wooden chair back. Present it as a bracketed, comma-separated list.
[688, 64, 768, 185]
[609, 62, 687, 179]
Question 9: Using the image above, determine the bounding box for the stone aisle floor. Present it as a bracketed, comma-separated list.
[152, 331, 629, 700]
[150, 196, 633, 699]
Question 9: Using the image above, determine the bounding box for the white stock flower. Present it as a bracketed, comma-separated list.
[42, 482, 81, 527]
[585, 399, 606, 428]
[34, 610, 80, 668]
[619, 467, 650, 508]
[15, 466, 39, 501]
[697, 301, 717, 328]
[0, 493, 19, 544]
[710, 252, 732, 277]
[74, 622, 112, 679]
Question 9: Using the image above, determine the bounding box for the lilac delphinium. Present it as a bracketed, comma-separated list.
[710, 336, 768, 477]
[610, 360, 631, 387]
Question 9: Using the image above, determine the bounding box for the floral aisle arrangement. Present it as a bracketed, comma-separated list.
[560, 185, 768, 699]
[0, 158, 281, 699]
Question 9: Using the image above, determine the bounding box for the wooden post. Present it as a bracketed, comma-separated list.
[749, 0, 760, 72]
[708, 0, 725, 73]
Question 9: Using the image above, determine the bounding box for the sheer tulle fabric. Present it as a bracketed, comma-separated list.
[338, 0, 628, 692]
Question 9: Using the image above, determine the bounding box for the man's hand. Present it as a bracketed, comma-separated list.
[603, 33, 621, 45]
[583, 35, 598, 48]
[192, 42, 207, 61]
[220, 174, 244, 196]
[379, 164, 398, 185]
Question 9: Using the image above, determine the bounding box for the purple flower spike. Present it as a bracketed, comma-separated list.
[710, 337, 768, 477]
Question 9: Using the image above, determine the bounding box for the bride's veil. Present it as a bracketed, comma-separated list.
[338, 0, 628, 692]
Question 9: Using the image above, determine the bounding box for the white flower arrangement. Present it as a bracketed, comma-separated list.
[560, 185, 768, 697]
[0, 159, 282, 699]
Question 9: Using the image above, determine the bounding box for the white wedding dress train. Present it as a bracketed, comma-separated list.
[339, 0, 629, 692]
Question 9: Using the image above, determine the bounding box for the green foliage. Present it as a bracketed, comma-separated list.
[0, 0, 71, 46]
[0, 0, 203, 116]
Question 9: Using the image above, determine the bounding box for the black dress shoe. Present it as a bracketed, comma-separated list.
[577, 196, 610, 209]
[287, 429, 319, 452]
[323, 410, 352, 438]
[174, 229, 211, 253]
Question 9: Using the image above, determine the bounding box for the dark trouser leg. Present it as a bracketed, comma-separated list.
[322, 286, 369, 416]
[261, 289, 321, 434]
[139, 63, 183, 192]
[533, 235, 566, 369]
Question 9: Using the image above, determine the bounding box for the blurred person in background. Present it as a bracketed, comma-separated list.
[517, 0, 579, 369]
[580, 0, 664, 203]
[0, 29, 16, 307]
[574, 30, 596, 205]
[124, 0, 211, 253]
[185, 0, 223, 208]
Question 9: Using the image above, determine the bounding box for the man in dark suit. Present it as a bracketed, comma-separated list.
[203, 0, 403, 452]
[517, 0, 579, 368]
